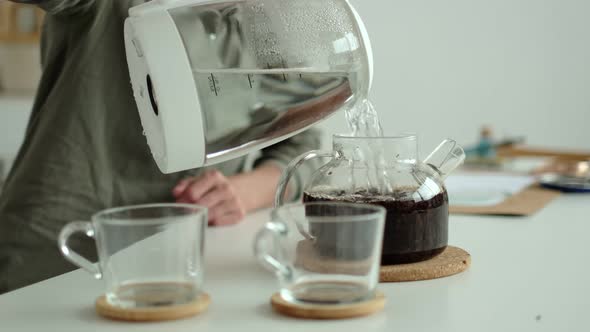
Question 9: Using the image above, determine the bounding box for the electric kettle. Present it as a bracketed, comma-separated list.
[124, 0, 373, 173]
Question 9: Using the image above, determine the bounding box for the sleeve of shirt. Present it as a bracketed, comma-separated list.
[254, 128, 324, 202]
[10, 0, 95, 16]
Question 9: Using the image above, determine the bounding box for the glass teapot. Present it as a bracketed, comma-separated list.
[275, 135, 465, 265]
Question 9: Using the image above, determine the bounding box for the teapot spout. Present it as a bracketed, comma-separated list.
[424, 139, 465, 180]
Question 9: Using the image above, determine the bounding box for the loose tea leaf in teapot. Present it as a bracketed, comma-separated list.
[303, 188, 449, 265]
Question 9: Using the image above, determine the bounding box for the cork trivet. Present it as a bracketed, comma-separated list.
[380, 246, 470, 282]
[270, 291, 385, 319]
[95, 293, 210, 322]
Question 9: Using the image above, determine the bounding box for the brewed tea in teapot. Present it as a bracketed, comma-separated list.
[276, 135, 465, 265]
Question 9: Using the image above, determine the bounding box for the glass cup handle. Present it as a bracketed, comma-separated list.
[58, 221, 102, 279]
[253, 222, 293, 281]
[274, 150, 333, 207]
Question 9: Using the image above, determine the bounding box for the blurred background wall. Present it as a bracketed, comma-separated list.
[1, 0, 589, 179]
[320, 0, 590, 156]
[0, 2, 43, 180]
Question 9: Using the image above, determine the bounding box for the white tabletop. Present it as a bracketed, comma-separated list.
[1, 194, 589, 332]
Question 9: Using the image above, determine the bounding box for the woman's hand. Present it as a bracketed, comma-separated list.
[172, 164, 283, 227]
[173, 170, 246, 226]
[172, 163, 281, 226]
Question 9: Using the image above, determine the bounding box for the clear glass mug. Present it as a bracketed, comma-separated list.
[254, 202, 386, 305]
[58, 204, 207, 308]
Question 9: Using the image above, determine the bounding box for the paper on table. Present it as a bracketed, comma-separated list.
[445, 172, 536, 206]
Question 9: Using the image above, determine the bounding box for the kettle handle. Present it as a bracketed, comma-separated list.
[274, 150, 333, 207]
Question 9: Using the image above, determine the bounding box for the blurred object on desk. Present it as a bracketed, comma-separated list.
[500, 157, 551, 174]
[446, 171, 560, 216]
[463, 125, 590, 177]
[535, 159, 590, 193]
[463, 125, 525, 170]
[503, 147, 590, 192]
[446, 172, 536, 207]
[532, 159, 590, 177]
[539, 173, 590, 193]
[466, 126, 496, 159]
[497, 145, 590, 161]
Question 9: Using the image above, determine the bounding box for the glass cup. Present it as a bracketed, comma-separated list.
[254, 202, 386, 305]
[58, 204, 207, 309]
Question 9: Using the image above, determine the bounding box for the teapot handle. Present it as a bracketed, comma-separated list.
[274, 150, 333, 207]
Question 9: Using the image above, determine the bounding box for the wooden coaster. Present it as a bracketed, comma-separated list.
[380, 246, 470, 282]
[95, 293, 210, 322]
[270, 291, 385, 320]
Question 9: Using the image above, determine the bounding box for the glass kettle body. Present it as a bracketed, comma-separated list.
[124, 0, 373, 173]
[276, 135, 465, 265]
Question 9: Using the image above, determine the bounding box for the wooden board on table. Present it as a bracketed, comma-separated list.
[497, 145, 590, 161]
[450, 185, 560, 216]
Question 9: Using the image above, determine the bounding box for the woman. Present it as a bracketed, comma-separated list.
[0, 0, 320, 293]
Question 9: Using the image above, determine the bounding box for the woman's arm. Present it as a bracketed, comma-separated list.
[172, 164, 283, 226]
[227, 162, 283, 212]
[172, 129, 323, 226]
[253, 129, 324, 202]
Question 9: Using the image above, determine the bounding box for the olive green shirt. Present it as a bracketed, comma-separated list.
[0, 0, 320, 293]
